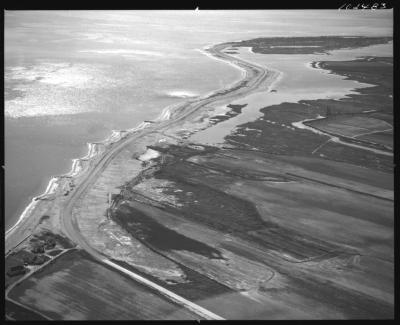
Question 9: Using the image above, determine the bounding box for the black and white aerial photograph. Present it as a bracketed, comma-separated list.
[4, 4, 395, 321]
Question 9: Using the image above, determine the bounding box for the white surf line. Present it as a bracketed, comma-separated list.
[127, 121, 151, 132]
[8, 61, 230, 240]
[6, 42, 270, 248]
[6, 57, 218, 242]
[80, 143, 97, 160]
[219, 44, 283, 93]
[195, 48, 248, 100]
[102, 259, 225, 320]
[196, 42, 278, 108]
[199, 42, 275, 84]
[197, 47, 247, 78]
[156, 105, 173, 121]
[5, 199, 39, 238]
[240, 45, 285, 88]
[34, 177, 61, 200]
[5, 122, 152, 239]
[159, 43, 274, 121]
[292, 116, 393, 156]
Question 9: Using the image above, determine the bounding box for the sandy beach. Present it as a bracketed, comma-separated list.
[5, 41, 279, 255]
[5, 33, 393, 320]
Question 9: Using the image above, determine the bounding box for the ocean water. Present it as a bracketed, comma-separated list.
[4, 10, 392, 230]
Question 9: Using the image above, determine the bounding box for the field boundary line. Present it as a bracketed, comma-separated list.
[6, 248, 75, 297]
[5, 248, 76, 320]
[102, 259, 225, 320]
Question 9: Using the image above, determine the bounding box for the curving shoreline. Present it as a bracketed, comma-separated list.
[5, 120, 153, 240]
[5, 37, 394, 320]
[5, 42, 281, 251]
[6, 40, 392, 251]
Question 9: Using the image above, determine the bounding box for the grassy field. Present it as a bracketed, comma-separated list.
[7, 250, 199, 320]
[7, 39, 393, 320]
[306, 116, 392, 138]
[357, 129, 392, 148]
[108, 139, 393, 318]
[225, 56, 393, 173]
[6, 300, 48, 320]
[88, 43, 393, 319]
[5, 254, 28, 289]
[227, 36, 392, 54]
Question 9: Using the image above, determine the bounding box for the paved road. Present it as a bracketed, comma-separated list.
[58, 43, 273, 320]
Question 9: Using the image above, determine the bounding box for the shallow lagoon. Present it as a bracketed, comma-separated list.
[4, 10, 392, 230]
[190, 43, 392, 144]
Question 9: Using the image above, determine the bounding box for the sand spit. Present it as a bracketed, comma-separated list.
[5, 123, 150, 240]
[5, 41, 281, 252]
[6, 38, 393, 320]
[196, 48, 247, 78]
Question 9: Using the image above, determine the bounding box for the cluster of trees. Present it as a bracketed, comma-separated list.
[7, 235, 58, 277]
[31, 236, 56, 253]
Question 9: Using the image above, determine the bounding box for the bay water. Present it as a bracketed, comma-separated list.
[4, 10, 392, 230]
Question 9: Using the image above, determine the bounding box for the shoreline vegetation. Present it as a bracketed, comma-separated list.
[5, 36, 393, 320]
[5, 36, 392, 239]
[227, 36, 393, 55]
[224, 55, 393, 172]
[5, 39, 278, 246]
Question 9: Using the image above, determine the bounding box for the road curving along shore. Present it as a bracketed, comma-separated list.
[5, 42, 281, 320]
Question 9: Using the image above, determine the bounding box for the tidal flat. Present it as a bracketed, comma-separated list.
[5, 35, 393, 320]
